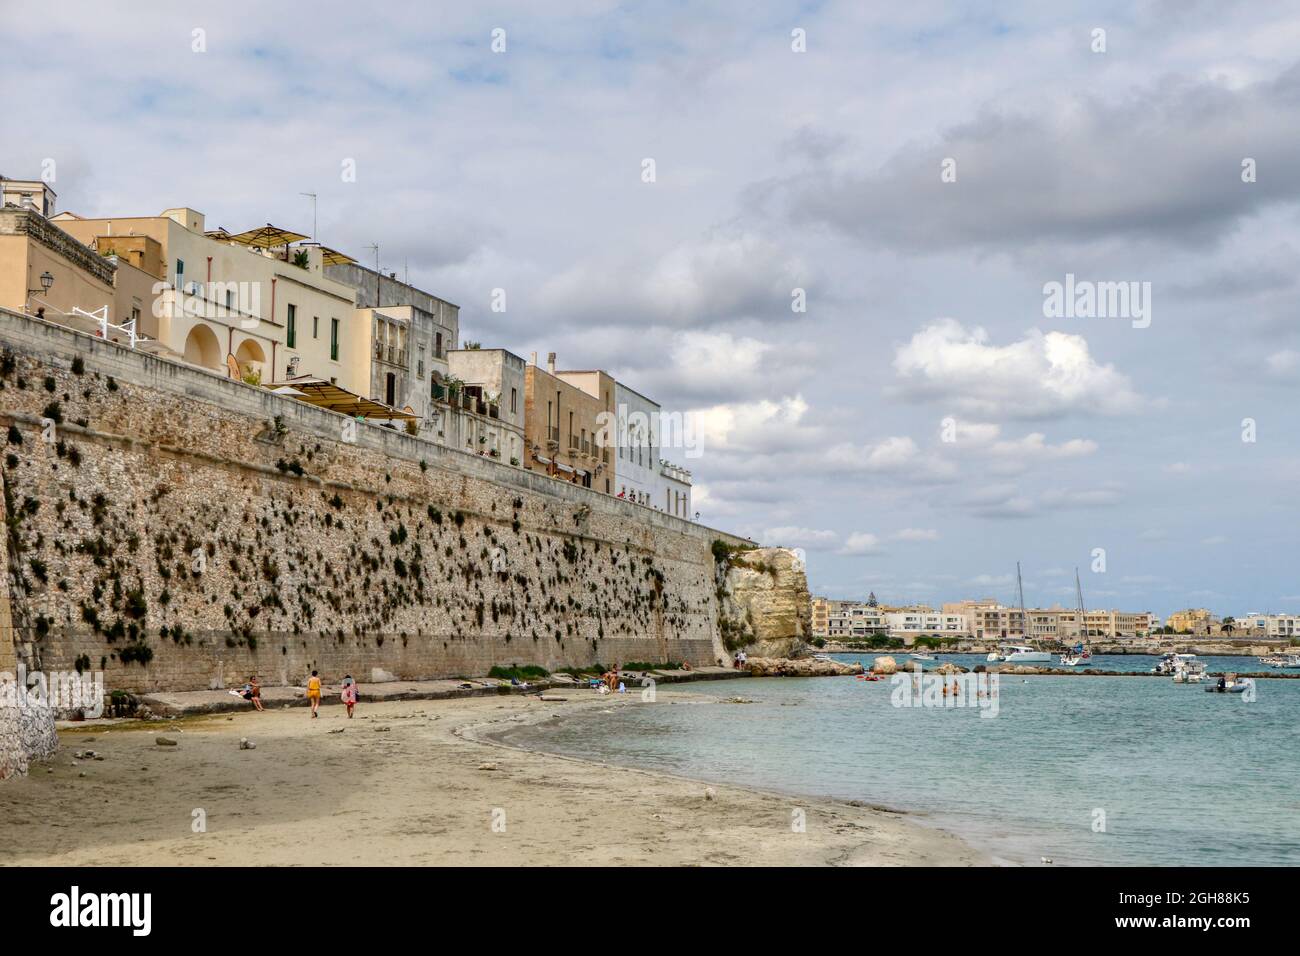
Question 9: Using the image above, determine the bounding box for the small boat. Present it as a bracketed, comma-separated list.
[910, 652, 936, 661]
[1172, 658, 1207, 683]
[1059, 654, 1083, 667]
[1153, 652, 1199, 676]
[1206, 675, 1253, 694]
[856, 672, 881, 682]
[997, 644, 1052, 663]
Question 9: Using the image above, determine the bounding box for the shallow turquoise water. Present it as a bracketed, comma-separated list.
[508, 655, 1300, 865]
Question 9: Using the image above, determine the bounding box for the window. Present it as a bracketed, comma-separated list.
[510, 387, 517, 414]
[417, 345, 425, 379]
[435, 332, 442, 358]
[330, 318, 340, 361]
[287, 304, 297, 348]
[175, 259, 184, 286]
[226, 289, 235, 312]
[313, 316, 319, 338]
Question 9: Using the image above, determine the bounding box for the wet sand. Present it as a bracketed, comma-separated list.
[0, 690, 986, 866]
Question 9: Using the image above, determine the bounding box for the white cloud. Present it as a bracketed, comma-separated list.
[893, 528, 939, 542]
[892, 320, 1143, 419]
[840, 532, 884, 555]
[764, 526, 839, 549]
[1266, 350, 1300, 378]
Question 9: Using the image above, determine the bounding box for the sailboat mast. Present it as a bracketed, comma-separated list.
[1075, 568, 1086, 643]
[1016, 561, 1028, 642]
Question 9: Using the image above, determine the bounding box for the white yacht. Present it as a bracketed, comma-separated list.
[998, 644, 1052, 664]
[988, 563, 1051, 663]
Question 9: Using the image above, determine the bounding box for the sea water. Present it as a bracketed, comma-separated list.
[504, 654, 1300, 865]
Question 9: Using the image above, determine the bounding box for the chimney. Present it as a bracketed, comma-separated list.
[547, 352, 556, 374]
[529, 351, 537, 366]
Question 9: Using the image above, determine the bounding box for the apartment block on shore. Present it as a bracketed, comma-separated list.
[812, 596, 1157, 642]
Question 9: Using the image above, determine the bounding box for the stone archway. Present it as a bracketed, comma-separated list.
[234, 338, 267, 384]
[182, 323, 222, 371]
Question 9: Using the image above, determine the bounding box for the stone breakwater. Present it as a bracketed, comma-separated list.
[745, 657, 863, 677]
[0, 311, 808, 775]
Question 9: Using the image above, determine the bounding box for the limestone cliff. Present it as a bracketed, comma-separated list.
[713, 545, 812, 660]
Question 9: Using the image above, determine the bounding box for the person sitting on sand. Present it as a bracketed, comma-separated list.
[247, 676, 264, 712]
[306, 670, 323, 718]
[341, 675, 357, 718]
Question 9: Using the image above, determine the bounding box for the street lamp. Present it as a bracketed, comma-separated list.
[28, 270, 54, 298]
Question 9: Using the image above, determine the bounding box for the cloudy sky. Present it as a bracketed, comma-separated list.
[5, 1, 1300, 617]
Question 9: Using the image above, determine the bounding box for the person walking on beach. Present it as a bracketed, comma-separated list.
[341, 675, 357, 718]
[306, 670, 323, 718]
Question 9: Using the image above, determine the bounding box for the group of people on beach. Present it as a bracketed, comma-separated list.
[237, 671, 358, 718]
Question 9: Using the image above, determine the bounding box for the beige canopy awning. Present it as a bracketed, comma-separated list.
[316, 245, 356, 266]
[228, 224, 308, 249]
[265, 376, 416, 420]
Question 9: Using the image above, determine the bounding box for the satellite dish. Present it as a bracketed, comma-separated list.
[226, 354, 240, 379]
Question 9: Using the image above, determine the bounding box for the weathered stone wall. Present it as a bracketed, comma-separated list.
[716, 546, 812, 659]
[1, 467, 57, 779]
[0, 311, 753, 720]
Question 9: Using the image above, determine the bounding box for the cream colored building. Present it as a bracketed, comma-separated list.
[1, 209, 115, 320]
[443, 347, 527, 467]
[1, 176, 56, 217]
[1235, 614, 1299, 639]
[52, 208, 368, 395]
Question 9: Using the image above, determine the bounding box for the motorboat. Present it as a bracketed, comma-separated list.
[910, 652, 936, 661]
[1206, 675, 1253, 694]
[1059, 653, 1083, 666]
[1153, 652, 1199, 676]
[1172, 658, 1207, 683]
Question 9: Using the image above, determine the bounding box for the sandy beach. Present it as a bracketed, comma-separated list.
[0, 689, 985, 866]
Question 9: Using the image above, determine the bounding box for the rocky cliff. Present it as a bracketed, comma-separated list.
[713, 545, 812, 660]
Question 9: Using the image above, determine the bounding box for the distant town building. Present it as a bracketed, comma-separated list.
[1236, 613, 1300, 639]
[1165, 608, 1220, 635]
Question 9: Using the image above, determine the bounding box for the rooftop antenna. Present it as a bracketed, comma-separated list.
[299, 192, 317, 241]
[365, 244, 380, 307]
